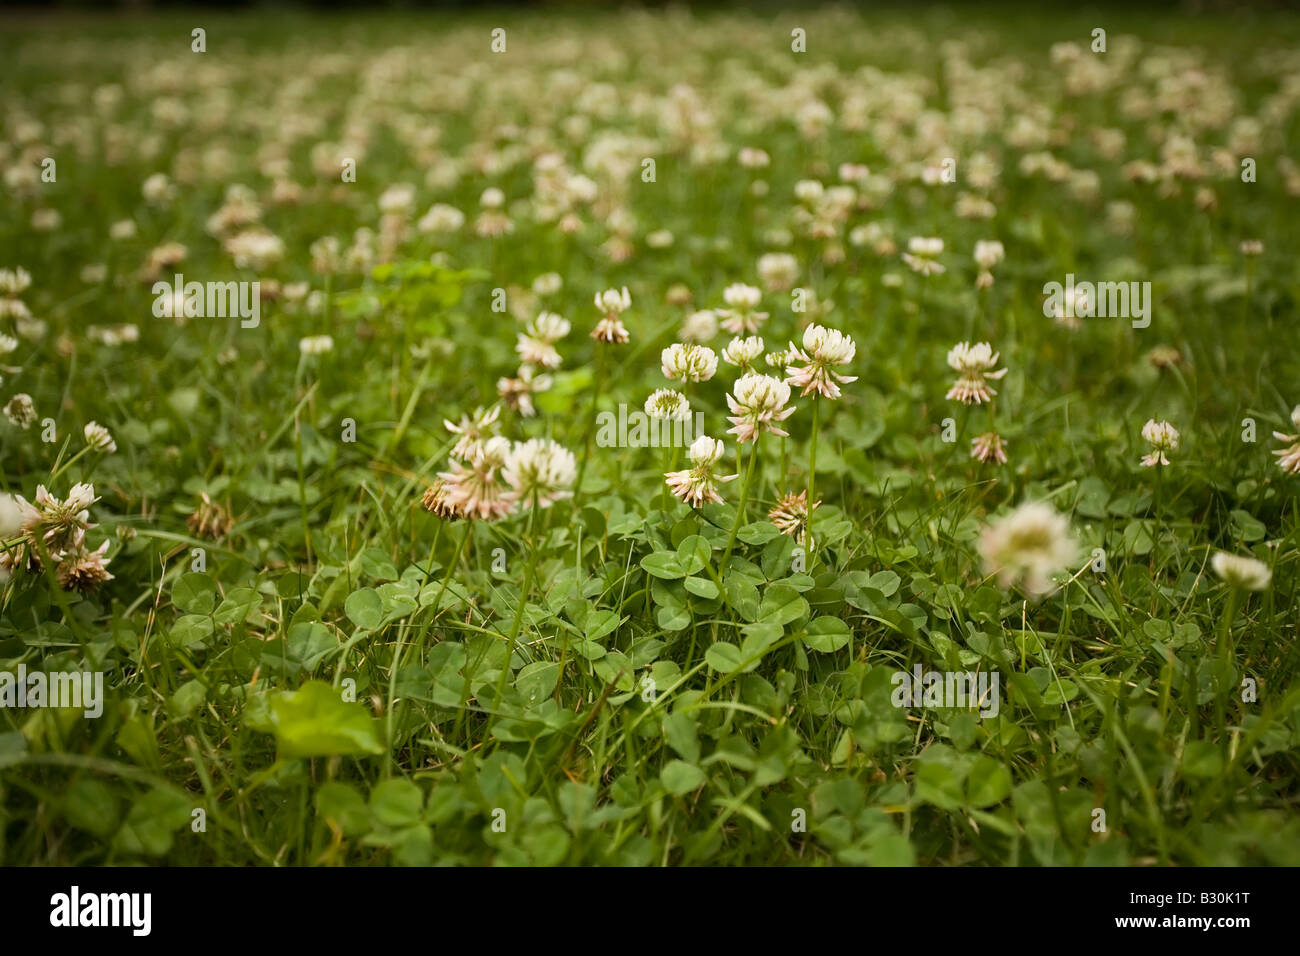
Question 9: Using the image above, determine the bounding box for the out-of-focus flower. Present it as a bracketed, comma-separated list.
[902, 237, 945, 275]
[503, 438, 576, 509]
[299, 335, 334, 356]
[1271, 405, 1300, 474]
[516, 311, 570, 369]
[1140, 419, 1179, 467]
[979, 501, 1079, 597]
[84, 422, 117, 453]
[717, 283, 768, 334]
[757, 253, 798, 292]
[4, 393, 36, 429]
[187, 492, 234, 539]
[443, 405, 502, 462]
[971, 432, 1008, 464]
[1211, 552, 1272, 591]
[592, 287, 632, 343]
[497, 365, 552, 417]
[680, 309, 718, 343]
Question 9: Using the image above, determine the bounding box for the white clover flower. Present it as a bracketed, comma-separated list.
[503, 438, 576, 509]
[661, 343, 717, 382]
[109, 219, 136, 241]
[1211, 552, 1272, 591]
[378, 183, 416, 215]
[973, 239, 1005, 270]
[1272, 405, 1300, 475]
[1140, 419, 1179, 467]
[785, 324, 858, 400]
[979, 501, 1079, 597]
[516, 311, 570, 369]
[718, 283, 768, 334]
[737, 147, 770, 169]
[757, 253, 799, 291]
[142, 172, 174, 204]
[225, 230, 285, 271]
[945, 341, 1007, 405]
[480, 187, 506, 209]
[594, 286, 632, 316]
[0, 492, 29, 538]
[527, 311, 570, 343]
[722, 283, 762, 310]
[726, 372, 794, 443]
[722, 335, 765, 370]
[497, 365, 552, 418]
[665, 435, 738, 508]
[418, 203, 465, 234]
[437, 436, 513, 522]
[838, 163, 870, 183]
[0, 267, 32, 296]
[793, 180, 825, 203]
[0, 334, 17, 355]
[645, 388, 692, 422]
[83, 422, 117, 454]
[443, 405, 502, 462]
[299, 335, 334, 356]
[680, 309, 718, 343]
[971, 432, 1008, 465]
[532, 272, 563, 296]
[902, 236, 945, 275]
[4, 393, 36, 429]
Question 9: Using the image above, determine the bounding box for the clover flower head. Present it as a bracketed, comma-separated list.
[84, 422, 117, 454]
[645, 388, 692, 422]
[503, 438, 577, 509]
[661, 343, 717, 382]
[722, 335, 765, 370]
[945, 341, 1007, 405]
[1210, 552, 1272, 591]
[979, 501, 1079, 598]
[726, 372, 794, 443]
[664, 435, 737, 508]
[785, 324, 858, 400]
[1140, 419, 1179, 467]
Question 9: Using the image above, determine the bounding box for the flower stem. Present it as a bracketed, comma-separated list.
[720, 434, 761, 572]
[1215, 587, 1239, 750]
[574, 345, 605, 500]
[807, 395, 820, 559]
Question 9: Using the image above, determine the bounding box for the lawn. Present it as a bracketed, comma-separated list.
[1, 3, 1298, 866]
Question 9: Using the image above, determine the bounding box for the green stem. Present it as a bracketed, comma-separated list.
[574, 346, 605, 499]
[807, 395, 820, 559]
[1215, 588, 1239, 750]
[720, 434, 761, 571]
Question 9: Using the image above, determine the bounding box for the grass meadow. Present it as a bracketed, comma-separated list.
[1, 3, 1299, 866]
